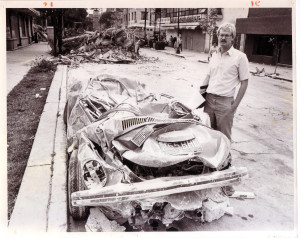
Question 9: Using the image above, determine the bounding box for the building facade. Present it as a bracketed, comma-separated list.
[155, 8, 248, 52]
[92, 9, 104, 31]
[6, 8, 40, 50]
[236, 8, 292, 65]
[122, 8, 155, 38]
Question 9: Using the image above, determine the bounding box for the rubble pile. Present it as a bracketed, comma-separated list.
[50, 28, 158, 67]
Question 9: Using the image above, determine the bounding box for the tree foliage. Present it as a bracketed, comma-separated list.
[37, 9, 89, 56]
[199, 8, 219, 49]
[37, 8, 88, 28]
[99, 10, 123, 29]
[63, 9, 88, 28]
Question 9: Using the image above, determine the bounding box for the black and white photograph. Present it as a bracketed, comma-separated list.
[2, 0, 297, 236]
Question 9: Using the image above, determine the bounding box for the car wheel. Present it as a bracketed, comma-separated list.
[68, 149, 89, 220]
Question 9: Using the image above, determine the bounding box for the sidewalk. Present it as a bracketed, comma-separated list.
[8, 65, 68, 233]
[158, 46, 293, 82]
[6, 42, 51, 94]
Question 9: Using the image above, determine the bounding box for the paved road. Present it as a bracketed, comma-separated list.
[67, 47, 294, 232]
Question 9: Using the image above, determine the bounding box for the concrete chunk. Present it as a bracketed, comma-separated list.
[203, 198, 229, 222]
[85, 208, 126, 232]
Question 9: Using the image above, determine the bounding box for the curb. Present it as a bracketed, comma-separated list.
[9, 65, 68, 233]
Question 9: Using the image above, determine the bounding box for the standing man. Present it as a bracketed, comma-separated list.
[201, 23, 249, 142]
[201, 23, 249, 196]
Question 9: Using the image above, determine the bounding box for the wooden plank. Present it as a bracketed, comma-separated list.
[229, 191, 255, 199]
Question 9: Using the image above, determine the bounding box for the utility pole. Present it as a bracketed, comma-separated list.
[177, 8, 180, 36]
[144, 8, 147, 39]
[159, 9, 161, 41]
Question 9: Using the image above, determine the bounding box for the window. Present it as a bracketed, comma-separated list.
[174, 9, 178, 17]
[141, 11, 146, 20]
[216, 8, 222, 15]
[21, 16, 26, 37]
[166, 8, 172, 18]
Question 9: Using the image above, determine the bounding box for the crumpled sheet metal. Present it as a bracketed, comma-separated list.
[67, 74, 230, 169]
[86, 188, 227, 221]
[76, 132, 124, 188]
[66, 75, 157, 144]
[120, 123, 230, 169]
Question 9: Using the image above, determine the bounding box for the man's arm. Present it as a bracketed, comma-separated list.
[200, 74, 210, 94]
[231, 79, 248, 111]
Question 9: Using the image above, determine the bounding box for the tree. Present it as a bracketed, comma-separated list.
[63, 9, 88, 28]
[269, 36, 288, 74]
[199, 8, 219, 51]
[99, 10, 123, 30]
[37, 9, 89, 56]
[38, 9, 64, 56]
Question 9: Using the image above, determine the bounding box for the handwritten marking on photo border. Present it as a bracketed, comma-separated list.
[43, 2, 54, 7]
[251, 1, 261, 6]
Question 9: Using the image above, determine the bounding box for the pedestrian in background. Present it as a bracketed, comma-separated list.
[208, 42, 218, 62]
[172, 36, 177, 48]
[170, 35, 173, 47]
[174, 38, 180, 54]
[178, 34, 182, 52]
[135, 38, 141, 56]
[200, 23, 249, 196]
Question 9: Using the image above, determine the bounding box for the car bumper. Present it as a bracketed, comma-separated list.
[72, 166, 248, 207]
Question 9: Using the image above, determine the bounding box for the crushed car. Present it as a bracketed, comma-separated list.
[64, 74, 248, 230]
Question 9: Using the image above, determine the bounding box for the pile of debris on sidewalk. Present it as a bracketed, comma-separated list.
[49, 28, 158, 68]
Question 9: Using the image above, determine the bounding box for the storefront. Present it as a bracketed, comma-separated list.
[236, 9, 292, 65]
[160, 22, 206, 52]
[6, 8, 40, 50]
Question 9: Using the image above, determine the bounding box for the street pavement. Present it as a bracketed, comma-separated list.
[161, 46, 292, 81]
[6, 42, 51, 95]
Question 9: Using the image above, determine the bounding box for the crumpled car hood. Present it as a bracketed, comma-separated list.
[67, 74, 230, 170]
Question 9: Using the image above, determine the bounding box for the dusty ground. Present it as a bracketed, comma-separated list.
[67, 48, 294, 232]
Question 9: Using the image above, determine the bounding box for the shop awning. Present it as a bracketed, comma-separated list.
[236, 16, 292, 35]
[160, 23, 199, 30]
[9, 8, 40, 17]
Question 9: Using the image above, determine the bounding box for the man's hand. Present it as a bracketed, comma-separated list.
[200, 85, 208, 94]
[231, 79, 248, 113]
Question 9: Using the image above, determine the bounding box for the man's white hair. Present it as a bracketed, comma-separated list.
[217, 23, 236, 39]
